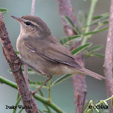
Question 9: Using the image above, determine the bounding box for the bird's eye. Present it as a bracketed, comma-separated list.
[24, 22, 31, 25]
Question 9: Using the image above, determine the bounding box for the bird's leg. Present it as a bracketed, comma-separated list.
[32, 75, 52, 95]
[20, 60, 52, 95]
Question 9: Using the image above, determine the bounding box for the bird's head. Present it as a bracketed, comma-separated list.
[11, 15, 51, 37]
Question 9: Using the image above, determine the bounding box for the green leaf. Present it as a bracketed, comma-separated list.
[60, 27, 108, 46]
[21, 68, 35, 74]
[13, 97, 21, 113]
[85, 53, 104, 58]
[78, 10, 87, 27]
[52, 74, 72, 86]
[0, 8, 7, 13]
[92, 53, 104, 58]
[9, 67, 36, 74]
[111, 96, 113, 107]
[29, 81, 48, 88]
[39, 110, 49, 113]
[27, 68, 36, 74]
[84, 27, 108, 36]
[103, 101, 108, 106]
[18, 109, 24, 113]
[75, 26, 81, 35]
[88, 45, 103, 52]
[64, 16, 75, 27]
[59, 35, 82, 45]
[16, 92, 20, 100]
[39, 89, 52, 113]
[71, 43, 92, 56]
[92, 13, 109, 20]
[102, 21, 109, 25]
[89, 16, 108, 26]
[64, 16, 81, 34]
[85, 45, 104, 58]
[95, 108, 99, 113]
[83, 13, 109, 28]
[15, 51, 19, 55]
[93, 15, 104, 20]
[84, 100, 94, 113]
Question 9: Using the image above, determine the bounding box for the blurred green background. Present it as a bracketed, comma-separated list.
[0, 0, 110, 113]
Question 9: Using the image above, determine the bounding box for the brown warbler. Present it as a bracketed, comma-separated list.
[11, 15, 105, 94]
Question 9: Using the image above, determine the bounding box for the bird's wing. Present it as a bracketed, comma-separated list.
[23, 37, 81, 68]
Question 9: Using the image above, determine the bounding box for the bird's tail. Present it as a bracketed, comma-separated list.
[79, 68, 105, 80]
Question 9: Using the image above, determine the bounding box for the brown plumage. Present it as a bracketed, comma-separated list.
[11, 15, 105, 81]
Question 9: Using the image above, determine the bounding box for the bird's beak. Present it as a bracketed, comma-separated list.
[11, 16, 23, 23]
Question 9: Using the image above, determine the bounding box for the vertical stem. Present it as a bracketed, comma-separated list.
[39, 89, 52, 113]
[81, 0, 98, 45]
[48, 80, 51, 101]
[31, 0, 36, 16]
[104, 0, 113, 112]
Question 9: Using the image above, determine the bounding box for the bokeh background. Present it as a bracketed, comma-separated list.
[0, 0, 110, 113]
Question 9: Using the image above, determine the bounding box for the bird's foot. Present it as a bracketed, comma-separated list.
[32, 75, 52, 95]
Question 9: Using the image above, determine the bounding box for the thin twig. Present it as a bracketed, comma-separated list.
[31, 0, 36, 16]
[57, 0, 87, 113]
[104, 0, 113, 112]
[0, 12, 39, 113]
[81, 0, 98, 45]
[24, 0, 36, 88]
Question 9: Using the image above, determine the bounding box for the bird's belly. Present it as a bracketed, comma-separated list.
[21, 55, 74, 76]
[45, 64, 76, 76]
[18, 45, 76, 76]
[19, 49, 76, 76]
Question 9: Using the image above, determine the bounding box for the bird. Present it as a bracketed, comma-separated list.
[11, 15, 105, 94]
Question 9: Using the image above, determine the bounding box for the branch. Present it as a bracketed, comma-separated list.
[0, 13, 39, 113]
[57, 0, 87, 113]
[57, 0, 76, 36]
[104, 0, 113, 112]
[0, 76, 65, 113]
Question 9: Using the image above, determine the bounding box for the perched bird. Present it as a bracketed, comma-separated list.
[11, 15, 105, 94]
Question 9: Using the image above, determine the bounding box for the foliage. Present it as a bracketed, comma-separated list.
[84, 95, 113, 113]
[0, 0, 111, 112]
[0, 8, 7, 14]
